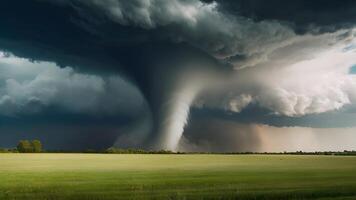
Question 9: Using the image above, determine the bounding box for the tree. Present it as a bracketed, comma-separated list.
[31, 140, 42, 153]
[17, 140, 32, 153]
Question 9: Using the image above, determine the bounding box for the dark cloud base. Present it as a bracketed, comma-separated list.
[190, 104, 356, 129]
[0, 113, 133, 150]
[0, 125, 118, 151]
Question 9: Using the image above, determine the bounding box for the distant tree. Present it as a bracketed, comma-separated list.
[17, 140, 32, 153]
[31, 140, 42, 153]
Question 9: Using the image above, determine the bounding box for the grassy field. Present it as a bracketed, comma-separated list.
[0, 154, 356, 200]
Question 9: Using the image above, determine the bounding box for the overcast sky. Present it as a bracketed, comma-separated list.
[1, 0, 356, 152]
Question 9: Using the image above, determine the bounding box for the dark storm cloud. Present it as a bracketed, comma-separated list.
[217, 0, 356, 33]
[0, 0, 226, 96]
[1, 0, 356, 151]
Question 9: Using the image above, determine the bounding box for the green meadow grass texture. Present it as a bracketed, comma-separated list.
[0, 154, 356, 200]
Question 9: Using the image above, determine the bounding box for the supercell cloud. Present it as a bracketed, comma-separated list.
[1, 0, 356, 151]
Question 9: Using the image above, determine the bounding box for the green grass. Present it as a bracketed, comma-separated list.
[0, 154, 356, 200]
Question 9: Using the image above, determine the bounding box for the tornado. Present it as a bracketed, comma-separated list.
[117, 44, 226, 151]
[153, 69, 211, 151]
[156, 83, 200, 150]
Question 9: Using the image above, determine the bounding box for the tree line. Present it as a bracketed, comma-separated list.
[17, 140, 42, 153]
[0, 140, 43, 153]
[1, 141, 356, 155]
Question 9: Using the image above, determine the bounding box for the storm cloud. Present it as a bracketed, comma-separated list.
[196, 29, 356, 117]
[1, 0, 356, 151]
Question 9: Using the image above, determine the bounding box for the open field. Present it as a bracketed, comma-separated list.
[0, 154, 356, 200]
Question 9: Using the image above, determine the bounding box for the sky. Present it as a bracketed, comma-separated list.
[1, 0, 356, 152]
